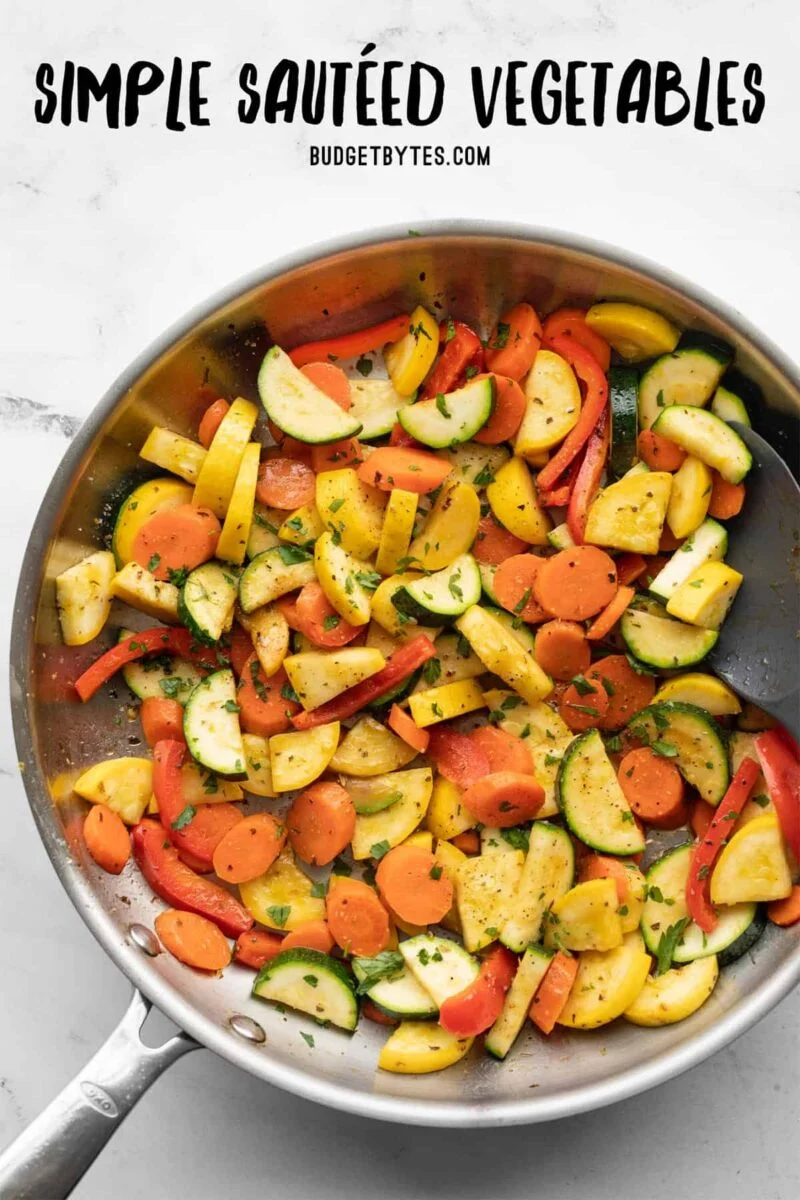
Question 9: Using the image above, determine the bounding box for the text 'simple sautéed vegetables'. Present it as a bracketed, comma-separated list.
[58, 296, 800, 1071]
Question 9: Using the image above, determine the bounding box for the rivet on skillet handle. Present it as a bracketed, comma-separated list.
[0, 990, 197, 1200]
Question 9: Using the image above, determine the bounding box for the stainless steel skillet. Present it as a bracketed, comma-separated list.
[3, 223, 800, 1199]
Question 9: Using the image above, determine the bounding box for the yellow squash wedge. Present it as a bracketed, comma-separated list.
[284, 647, 385, 711]
[239, 847, 326, 931]
[74, 757, 153, 825]
[329, 716, 416, 776]
[457, 607, 552, 704]
[139, 426, 207, 484]
[110, 562, 180, 622]
[316, 468, 386, 558]
[278, 504, 325, 547]
[347, 767, 433, 859]
[666, 455, 712, 539]
[246, 505, 283, 559]
[584, 302, 680, 361]
[544, 878, 623, 952]
[408, 678, 486, 728]
[375, 488, 418, 576]
[313, 531, 373, 626]
[385, 306, 439, 396]
[482, 689, 570, 744]
[558, 931, 651, 1029]
[584, 470, 672, 554]
[268, 722, 340, 792]
[216, 442, 261, 565]
[625, 955, 719, 1027]
[237, 604, 290, 677]
[486, 457, 551, 545]
[666, 561, 743, 630]
[240, 734, 277, 798]
[424, 776, 474, 840]
[529, 737, 573, 818]
[56, 550, 115, 646]
[192, 397, 258, 517]
[378, 1021, 473, 1074]
[710, 814, 793, 904]
[408, 481, 480, 570]
[515, 349, 581, 458]
[456, 850, 525, 952]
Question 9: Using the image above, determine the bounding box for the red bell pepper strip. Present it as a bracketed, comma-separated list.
[291, 635, 436, 730]
[438, 946, 517, 1037]
[288, 315, 410, 368]
[686, 757, 761, 933]
[535, 335, 609, 494]
[74, 627, 214, 702]
[388, 422, 420, 448]
[616, 553, 648, 586]
[753, 730, 800, 861]
[421, 320, 484, 398]
[132, 819, 253, 938]
[542, 307, 611, 373]
[152, 739, 244, 871]
[567, 406, 610, 544]
[536, 455, 582, 509]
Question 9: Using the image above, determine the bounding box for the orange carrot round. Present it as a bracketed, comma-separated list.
[534, 546, 618, 621]
[282, 919, 335, 955]
[558, 680, 610, 732]
[155, 909, 231, 972]
[211, 812, 286, 884]
[356, 446, 451, 494]
[691, 798, 714, 841]
[140, 697, 186, 747]
[228, 622, 254, 678]
[659, 526, 684, 553]
[300, 361, 352, 410]
[528, 950, 578, 1034]
[198, 398, 230, 448]
[484, 302, 542, 381]
[294, 581, 362, 648]
[311, 438, 363, 473]
[237, 656, 300, 737]
[578, 854, 632, 904]
[767, 885, 800, 927]
[637, 429, 687, 472]
[542, 307, 611, 372]
[461, 771, 544, 827]
[534, 620, 591, 681]
[256, 456, 315, 509]
[472, 374, 527, 444]
[450, 830, 480, 855]
[83, 804, 131, 874]
[287, 781, 356, 866]
[586, 586, 635, 642]
[376, 844, 454, 925]
[587, 654, 656, 729]
[493, 554, 548, 622]
[708, 472, 746, 520]
[471, 514, 528, 565]
[326, 877, 391, 957]
[234, 929, 283, 969]
[132, 504, 221, 581]
[267, 419, 310, 459]
[169, 803, 244, 872]
[468, 725, 533, 774]
[617, 746, 688, 829]
[387, 703, 430, 754]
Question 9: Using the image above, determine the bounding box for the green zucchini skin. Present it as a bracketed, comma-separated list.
[620, 605, 718, 669]
[392, 554, 481, 624]
[183, 668, 247, 779]
[253, 948, 358, 1031]
[179, 562, 238, 646]
[717, 908, 767, 967]
[366, 666, 423, 712]
[608, 367, 639, 479]
[638, 344, 732, 430]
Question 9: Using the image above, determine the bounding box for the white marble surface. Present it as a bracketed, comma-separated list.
[1, 0, 799, 1196]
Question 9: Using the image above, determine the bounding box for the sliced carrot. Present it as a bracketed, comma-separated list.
[288, 315, 410, 368]
[311, 438, 363, 473]
[586, 585, 635, 642]
[616, 553, 648, 586]
[212, 812, 287, 884]
[294, 581, 362, 648]
[140, 697, 185, 747]
[256, 456, 316, 509]
[471, 514, 528, 566]
[617, 747, 688, 829]
[326, 877, 391, 957]
[558, 680, 610, 732]
[450, 830, 480, 855]
[587, 654, 656, 730]
[767, 885, 800, 927]
[267, 419, 310, 459]
[233, 929, 283, 969]
[168, 804, 244, 872]
[578, 855, 631, 904]
[237, 656, 300, 737]
[472, 374, 527, 444]
[376, 844, 454, 925]
[461, 771, 544, 827]
[534, 620, 591, 681]
[356, 447, 451, 494]
[691, 798, 715, 841]
[708, 472, 746, 520]
[534, 546, 618, 621]
[132, 504, 221, 581]
[388, 703, 430, 754]
[287, 781, 356, 866]
[228, 623, 255, 678]
[83, 804, 131, 874]
[275, 595, 303, 631]
[198, 398, 230, 448]
[541, 307, 611, 373]
[362, 999, 399, 1026]
[484, 302, 542, 381]
[154, 909, 231, 972]
[529, 951, 578, 1034]
[659, 526, 683, 553]
[282, 919, 335, 955]
[468, 725, 533, 774]
[493, 554, 548, 623]
[636, 429, 687, 472]
[426, 728, 491, 790]
[300, 362, 352, 410]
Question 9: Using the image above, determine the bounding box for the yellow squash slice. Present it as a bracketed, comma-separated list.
[329, 716, 416, 777]
[268, 723, 340, 792]
[239, 847, 326, 931]
[378, 1021, 473, 1074]
[56, 551, 115, 646]
[216, 442, 261, 565]
[558, 931, 651, 1029]
[192, 397, 258, 517]
[347, 767, 433, 859]
[74, 757, 153, 825]
[139, 426, 207, 484]
[486, 457, 551, 545]
[625, 955, 719, 1027]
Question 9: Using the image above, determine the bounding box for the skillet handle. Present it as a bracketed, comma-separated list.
[0, 989, 197, 1199]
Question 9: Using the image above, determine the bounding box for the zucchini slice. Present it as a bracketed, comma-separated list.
[112, 477, 193, 567]
[238, 546, 316, 613]
[179, 561, 239, 646]
[653, 672, 741, 717]
[652, 405, 752, 484]
[608, 367, 639, 479]
[620, 605, 718, 668]
[638, 341, 732, 430]
[352, 958, 437, 1020]
[710, 814, 793, 904]
[398, 376, 494, 448]
[547, 523, 576, 551]
[253, 948, 358, 1032]
[183, 668, 246, 778]
[399, 934, 479, 1006]
[478, 562, 500, 604]
[624, 956, 719, 1027]
[443, 442, 510, 488]
[627, 701, 729, 804]
[641, 843, 759, 964]
[258, 346, 362, 444]
[118, 628, 205, 705]
[557, 729, 645, 856]
[710, 368, 758, 428]
[482, 607, 535, 652]
[348, 377, 414, 439]
[648, 518, 727, 602]
[500, 822, 575, 951]
[485, 944, 553, 1059]
[392, 553, 481, 624]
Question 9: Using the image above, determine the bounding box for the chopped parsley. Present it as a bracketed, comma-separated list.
[422, 657, 442, 686]
[147, 553, 161, 573]
[281, 682, 300, 703]
[491, 321, 510, 350]
[266, 905, 291, 928]
[159, 677, 183, 699]
[171, 805, 196, 830]
[651, 739, 679, 758]
[435, 394, 451, 420]
[570, 675, 597, 697]
[473, 464, 495, 487]
[655, 918, 690, 975]
[277, 544, 312, 566]
[222, 699, 240, 713]
[300, 1032, 315, 1048]
[323, 613, 341, 631]
[328, 497, 345, 513]
[370, 840, 391, 860]
[353, 950, 404, 994]
[355, 354, 373, 377]
[355, 570, 381, 591]
[166, 566, 190, 588]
